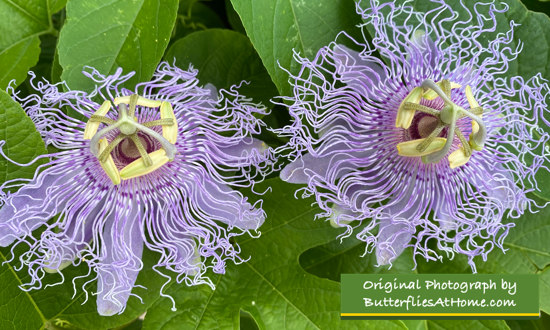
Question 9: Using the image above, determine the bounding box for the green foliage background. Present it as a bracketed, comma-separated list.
[0, 0, 549, 329]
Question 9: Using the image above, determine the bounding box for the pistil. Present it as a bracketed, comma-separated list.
[84, 94, 178, 184]
[395, 79, 487, 168]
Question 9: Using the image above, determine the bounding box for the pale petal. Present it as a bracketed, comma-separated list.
[405, 31, 439, 79]
[193, 178, 264, 230]
[280, 144, 371, 184]
[469, 162, 519, 209]
[43, 196, 111, 272]
[375, 218, 414, 266]
[96, 203, 143, 316]
[329, 204, 360, 228]
[0, 170, 73, 246]
[204, 83, 218, 100]
[332, 44, 387, 98]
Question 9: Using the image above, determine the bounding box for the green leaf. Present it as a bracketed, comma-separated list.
[0, 0, 56, 89]
[417, 195, 550, 313]
[165, 29, 277, 104]
[0, 250, 45, 329]
[143, 178, 404, 329]
[229, 0, 362, 96]
[0, 37, 41, 90]
[0, 90, 47, 186]
[58, 0, 179, 92]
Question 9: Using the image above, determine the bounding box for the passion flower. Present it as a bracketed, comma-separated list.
[0, 63, 273, 315]
[276, 0, 549, 270]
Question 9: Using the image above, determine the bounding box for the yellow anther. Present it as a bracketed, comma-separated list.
[114, 95, 162, 108]
[396, 87, 423, 129]
[423, 81, 462, 100]
[160, 102, 178, 144]
[120, 148, 170, 180]
[98, 138, 121, 185]
[448, 146, 471, 169]
[465, 85, 481, 134]
[397, 137, 447, 157]
[83, 101, 111, 140]
[465, 85, 480, 108]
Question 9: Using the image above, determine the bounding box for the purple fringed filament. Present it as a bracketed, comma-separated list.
[276, 0, 550, 271]
[0, 63, 274, 316]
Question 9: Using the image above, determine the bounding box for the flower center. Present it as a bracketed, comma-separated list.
[83, 94, 178, 185]
[395, 79, 486, 168]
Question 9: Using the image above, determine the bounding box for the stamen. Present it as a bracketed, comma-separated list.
[98, 135, 125, 163]
[89, 123, 123, 157]
[133, 123, 177, 160]
[465, 85, 480, 108]
[97, 138, 121, 185]
[416, 124, 445, 152]
[88, 115, 116, 126]
[129, 134, 153, 167]
[84, 101, 111, 140]
[462, 111, 486, 150]
[395, 87, 423, 129]
[448, 146, 470, 169]
[160, 102, 178, 144]
[423, 106, 457, 164]
[403, 102, 440, 116]
[114, 95, 162, 108]
[142, 119, 175, 128]
[397, 137, 446, 157]
[421, 79, 453, 105]
[120, 149, 170, 180]
[454, 128, 471, 157]
[465, 85, 483, 136]
[468, 107, 483, 116]
[128, 94, 139, 118]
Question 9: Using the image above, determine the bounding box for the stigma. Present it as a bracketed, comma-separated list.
[83, 94, 178, 185]
[395, 79, 486, 168]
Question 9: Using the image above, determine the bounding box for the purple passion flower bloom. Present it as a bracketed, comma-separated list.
[277, 0, 550, 271]
[0, 63, 274, 315]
